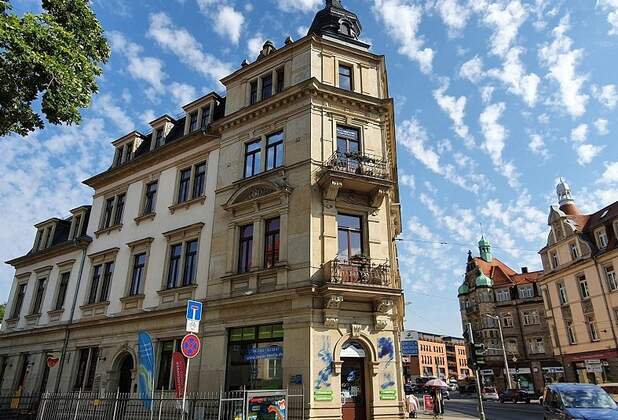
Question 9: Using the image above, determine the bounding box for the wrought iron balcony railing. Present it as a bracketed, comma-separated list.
[324, 257, 391, 287]
[324, 151, 390, 180]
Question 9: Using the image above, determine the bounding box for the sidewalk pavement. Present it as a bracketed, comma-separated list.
[413, 411, 477, 419]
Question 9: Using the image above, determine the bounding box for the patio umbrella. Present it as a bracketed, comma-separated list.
[424, 378, 449, 388]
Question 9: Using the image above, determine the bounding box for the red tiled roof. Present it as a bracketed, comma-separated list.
[473, 257, 542, 286]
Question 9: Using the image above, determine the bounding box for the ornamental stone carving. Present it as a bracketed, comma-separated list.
[326, 295, 343, 309]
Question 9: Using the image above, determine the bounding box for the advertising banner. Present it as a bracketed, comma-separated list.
[137, 330, 155, 409]
[172, 352, 186, 398]
[244, 345, 283, 361]
[246, 390, 287, 420]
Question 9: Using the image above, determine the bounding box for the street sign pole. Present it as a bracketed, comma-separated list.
[468, 323, 486, 420]
[182, 357, 190, 420]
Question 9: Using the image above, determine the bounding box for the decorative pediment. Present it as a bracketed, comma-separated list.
[224, 180, 292, 212]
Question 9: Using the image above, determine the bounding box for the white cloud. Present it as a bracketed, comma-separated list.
[169, 82, 197, 107]
[538, 15, 589, 118]
[139, 109, 157, 125]
[600, 161, 618, 184]
[373, 0, 434, 74]
[576, 143, 603, 165]
[528, 133, 548, 158]
[597, 0, 618, 36]
[594, 118, 609, 135]
[92, 94, 133, 133]
[109, 32, 167, 92]
[433, 80, 474, 147]
[398, 169, 416, 189]
[247, 34, 266, 59]
[435, 0, 470, 36]
[482, 0, 527, 57]
[479, 102, 507, 160]
[148, 12, 232, 87]
[278, 0, 321, 13]
[487, 47, 540, 106]
[591, 84, 618, 109]
[459, 56, 484, 83]
[570, 123, 588, 142]
[213, 5, 245, 44]
[481, 85, 494, 104]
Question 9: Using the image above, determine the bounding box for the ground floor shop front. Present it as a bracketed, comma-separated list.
[478, 359, 564, 395]
[561, 348, 618, 384]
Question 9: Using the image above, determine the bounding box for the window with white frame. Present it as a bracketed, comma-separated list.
[586, 316, 600, 342]
[501, 312, 513, 328]
[569, 242, 579, 260]
[605, 265, 617, 291]
[596, 229, 608, 249]
[578, 275, 590, 299]
[505, 339, 518, 355]
[527, 337, 545, 354]
[521, 310, 540, 326]
[495, 288, 510, 302]
[566, 320, 577, 344]
[550, 251, 559, 269]
[518, 285, 534, 299]
[557, 281, 568, 305]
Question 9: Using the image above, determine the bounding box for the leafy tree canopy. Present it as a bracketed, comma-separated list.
[0, 0, 110, 137]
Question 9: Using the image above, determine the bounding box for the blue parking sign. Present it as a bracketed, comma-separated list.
[186, 300, 202, 322]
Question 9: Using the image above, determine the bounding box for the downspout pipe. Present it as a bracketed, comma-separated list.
[54, 239, 89, 393]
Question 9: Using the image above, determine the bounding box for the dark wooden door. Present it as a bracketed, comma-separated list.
[341, 358, 366, 420]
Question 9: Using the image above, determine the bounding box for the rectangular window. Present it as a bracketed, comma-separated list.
[157, 339, 183, 390]
[566, 320, 576, 344]
[550, 251, 559, 269]
[261, 74, 273, 100]
[102, 197, 114, 228]
[527, 338, 545, 354]
[167, 244, 183, 289]
[244, 140, 262, 178]
[495, 289, 510, 302]
[113, 193, 125, 225]
[578, 275, 590, 299]
[130, 253, 147, 296]
[226, 324, 283, 391]
[264, 217, 280, 269]
[189, 112, 198, 132]
[143, 181, 158, 214]
[265, 131, 284, 171]
[557, 282, 568, 305]
[124, 142, 133, 163]
[276, 67, 285, 93]
[337, 213, 363, 261]
[586, 316, 600, 341]
[339, 64, 352, 90]
[518, 285, 534, 299]
[74, 347, 99, 391]
[605, 265, 617, 291]
[177, 168, 192, 203]
[88, 265, 101, 304]
[155, 129, 164, 147]
[31, 277, 46, 314]
[200, 106, 211, 128]
[238, 224, 254, 273]
[71, 214, 82, 239]
[597, 230, 608, 249]
[182, 240, 198, 286]
[55, 272, 70, 310]
[501, 313, 513, 328]
[192, 162, 207, 198]
[99, 262, 114, 302]
[11, 283, 27, 318]
[250, 80, 258, 105]
[522, 310, 540, 326]
[336, 126, 360, 155]
[569, 242, 579, 260]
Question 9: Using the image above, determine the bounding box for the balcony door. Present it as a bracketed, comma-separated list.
[337, 213, 363, 262]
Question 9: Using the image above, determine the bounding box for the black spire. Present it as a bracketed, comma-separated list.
[307, 0, 366, 47]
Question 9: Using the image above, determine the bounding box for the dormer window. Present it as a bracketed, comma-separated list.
[200, 106, 211, 128]
[155, 129, 164, 147]
[33, 222, 57, 251]
[189, 112, 198, 132]
[69, 213, 83, 240]
[596, 228, 608, 249]
[113, 141, 135, 167]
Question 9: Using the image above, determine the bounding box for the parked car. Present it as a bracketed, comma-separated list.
[448, 379, 458, 392]
[499, 388, 532, 403]
[543, 383, 618, 419]
[482, 386, 500, 401]
[600, 383, 618, 402]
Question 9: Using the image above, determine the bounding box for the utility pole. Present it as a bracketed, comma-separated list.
[468, 323, 486, 420]
[485, 314, 512, 389]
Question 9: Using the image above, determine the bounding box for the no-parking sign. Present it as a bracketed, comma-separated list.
[181, 333, 201, 359]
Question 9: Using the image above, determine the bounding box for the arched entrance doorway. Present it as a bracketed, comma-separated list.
[341, 341, 367, 420]
[111, 352, 135, 393]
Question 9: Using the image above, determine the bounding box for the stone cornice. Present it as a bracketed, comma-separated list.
[5, 238, 91, 269]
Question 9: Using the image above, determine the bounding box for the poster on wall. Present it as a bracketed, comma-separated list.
[378, 336, 397, 400]
[314, 336, 334, 401]
[246, 390, 287, 420]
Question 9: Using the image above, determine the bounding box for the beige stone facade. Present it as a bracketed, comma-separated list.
[538, 180, 618, 384]
[0, 2, 405, 419]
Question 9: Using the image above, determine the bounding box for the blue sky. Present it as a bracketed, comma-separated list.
[2, 0, 618, 337]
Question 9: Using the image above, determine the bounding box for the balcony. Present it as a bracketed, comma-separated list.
[323, 257, 392, 287]
[318, 152, 393, 207]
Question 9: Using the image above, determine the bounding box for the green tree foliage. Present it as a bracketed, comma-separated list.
[0, 303, 5, 321]
[0, 0, 110, 137]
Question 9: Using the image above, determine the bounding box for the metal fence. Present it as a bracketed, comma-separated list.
[0, 389, 304, 420]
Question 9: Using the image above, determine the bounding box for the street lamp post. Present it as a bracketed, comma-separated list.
[485, 314, 513, 389]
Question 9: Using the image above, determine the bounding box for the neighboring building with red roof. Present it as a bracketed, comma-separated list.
[538, 179, 618, 384]
[458, 236, 562, 395]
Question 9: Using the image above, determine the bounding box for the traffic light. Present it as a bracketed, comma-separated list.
[466, 343, 486, 368]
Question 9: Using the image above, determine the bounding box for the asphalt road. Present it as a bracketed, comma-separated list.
[444, 397, 545, 420]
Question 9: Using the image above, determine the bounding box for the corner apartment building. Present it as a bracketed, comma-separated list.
[401, 331, 470, 381]
[1, 1, 406, 419]
[458, 238, 561, 394]
[538, 179, 618, 384]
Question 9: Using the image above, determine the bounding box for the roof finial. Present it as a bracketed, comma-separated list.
[479, 222, 484, 238]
